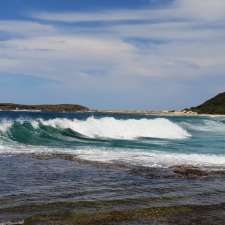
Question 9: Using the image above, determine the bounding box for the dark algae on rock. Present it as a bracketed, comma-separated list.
[190, 92, 225, 114]
[5, 202, 225, 225]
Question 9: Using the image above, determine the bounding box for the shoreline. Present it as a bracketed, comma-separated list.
[94, 110, 225, 117]
[1, 109, 225, 117]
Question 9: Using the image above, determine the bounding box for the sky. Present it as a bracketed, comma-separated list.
[0, 0, 225, 110]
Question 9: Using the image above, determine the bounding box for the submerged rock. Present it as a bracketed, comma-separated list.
[171, 165, 208, 178]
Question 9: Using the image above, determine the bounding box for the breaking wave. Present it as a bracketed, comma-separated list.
[0, 116, 225, 169]
[0, 117, 190, 141]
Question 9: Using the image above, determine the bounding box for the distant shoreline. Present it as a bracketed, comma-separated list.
[1, 107, 225, 117]
[0, 95, 225, 116]
[95, 110, 225, 117]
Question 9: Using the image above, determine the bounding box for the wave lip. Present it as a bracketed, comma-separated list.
[0, 120, 13, 133]
[39, 117, 191, 140]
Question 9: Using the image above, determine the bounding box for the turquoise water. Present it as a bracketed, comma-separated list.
[0, 111, 225, 169]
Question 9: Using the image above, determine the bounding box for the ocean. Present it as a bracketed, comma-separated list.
[1, 111, 225, 224]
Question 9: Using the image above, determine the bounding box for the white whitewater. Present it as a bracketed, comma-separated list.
[39, 117, 191, 140]
[75, 148, 225, 169]
[1, 145, 225, 169]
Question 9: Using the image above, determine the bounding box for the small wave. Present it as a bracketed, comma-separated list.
[182, 119, 225, 132]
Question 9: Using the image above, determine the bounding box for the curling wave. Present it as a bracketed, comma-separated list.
[0, 115, 224, 169]
[0, 117, 191, 141]
[37, 117, 191, 140]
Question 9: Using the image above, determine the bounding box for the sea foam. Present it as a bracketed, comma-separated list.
[74, 148, 225, 169]
[0, 120, 13, 133]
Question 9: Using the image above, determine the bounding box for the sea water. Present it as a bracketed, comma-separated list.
[0, 111, 225, 223]
[0, 111, 225, 169]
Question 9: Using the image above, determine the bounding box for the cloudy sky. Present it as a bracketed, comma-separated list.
[0, 0, 225, 110]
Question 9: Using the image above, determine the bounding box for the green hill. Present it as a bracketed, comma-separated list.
[190, 92, 225, 114]
[0, 103, 89, 112]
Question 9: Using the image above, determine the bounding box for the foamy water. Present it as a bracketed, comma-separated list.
[0, 112, 224, 169]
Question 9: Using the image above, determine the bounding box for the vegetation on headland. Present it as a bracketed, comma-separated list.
[0, 103, 89, 112]
[190, 92, 225, 114]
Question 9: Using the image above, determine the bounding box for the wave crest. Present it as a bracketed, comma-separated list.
[38, 117, 191, 140]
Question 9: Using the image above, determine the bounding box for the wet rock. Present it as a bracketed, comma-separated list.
[32, 153, 76, 161]
[129, 166, 174, 179]
[1, 221, 24, 225]
[171, 165, 208, 178]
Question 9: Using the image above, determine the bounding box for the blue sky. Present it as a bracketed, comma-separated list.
[0, 0, 225, 110]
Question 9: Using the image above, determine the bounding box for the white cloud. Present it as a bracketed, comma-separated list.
[0, 21, 55, 36]
[1, 29, 225, 83]
[175, 0, 225, 21]
[0, 34, 143, 81]
[34, 9, 151, 22]
[108, 22, 225, 41]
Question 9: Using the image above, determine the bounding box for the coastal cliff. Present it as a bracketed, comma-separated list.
[190, 92, 225, 114]
[0, 103, 89, 112]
